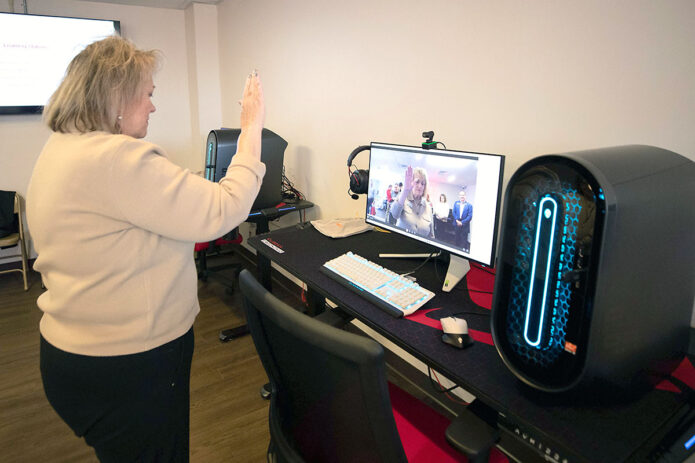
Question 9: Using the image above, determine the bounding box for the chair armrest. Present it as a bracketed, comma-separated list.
[446, 406, 499, 463]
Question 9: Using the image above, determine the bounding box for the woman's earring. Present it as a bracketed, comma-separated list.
[116, 115, 123, 134]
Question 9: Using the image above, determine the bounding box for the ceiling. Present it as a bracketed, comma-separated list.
[76, 0, 221, 9]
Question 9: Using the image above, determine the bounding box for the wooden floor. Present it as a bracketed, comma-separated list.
[0, 253, 300, 462]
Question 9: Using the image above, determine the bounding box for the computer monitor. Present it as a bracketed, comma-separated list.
[365, 142, 504, 291]
[205, 128, 287, 210]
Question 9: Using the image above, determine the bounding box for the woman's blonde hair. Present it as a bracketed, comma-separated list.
[44, 36, 159, 134]
[410, 167, 429, 200]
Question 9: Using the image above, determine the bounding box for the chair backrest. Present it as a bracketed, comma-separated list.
[239, 269, 408, 463]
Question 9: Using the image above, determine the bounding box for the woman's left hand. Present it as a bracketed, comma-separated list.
[240, 70, 264, 133]
[403, 165, 414, 196]
[237, 70, 264, 160]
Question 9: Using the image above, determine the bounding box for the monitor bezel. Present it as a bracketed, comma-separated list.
[365, 142, 505, 268]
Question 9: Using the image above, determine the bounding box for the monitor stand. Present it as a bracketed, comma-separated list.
[378, 252, 470, 292]
[442, 254, 470, 292]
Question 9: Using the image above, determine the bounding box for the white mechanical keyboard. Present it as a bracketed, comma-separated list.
[321, 252, 435, 317]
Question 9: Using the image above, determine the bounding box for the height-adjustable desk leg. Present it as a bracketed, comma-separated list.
[257, 253, 272, 291]
[305, 287, 326, 316]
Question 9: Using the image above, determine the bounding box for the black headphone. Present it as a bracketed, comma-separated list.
[347, 145, 370, 200]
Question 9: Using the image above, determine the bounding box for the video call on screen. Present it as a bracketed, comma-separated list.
[366, 143, 503, 266]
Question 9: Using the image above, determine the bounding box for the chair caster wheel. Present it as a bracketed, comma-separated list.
[260, 383, 271, 400]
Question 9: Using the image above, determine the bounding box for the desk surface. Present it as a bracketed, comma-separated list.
[249, 224, 692, 463]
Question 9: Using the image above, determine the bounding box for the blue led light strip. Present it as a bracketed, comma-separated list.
[685, 433, 695, 450]
[204, 142, 215, 181]
[523, 196, 558, 347]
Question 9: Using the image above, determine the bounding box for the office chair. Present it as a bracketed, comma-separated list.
[0, 192, 29, 291]
[195, 229, 245, 289]
[196, 229, 252, 342]
[239, 269, 503, 463]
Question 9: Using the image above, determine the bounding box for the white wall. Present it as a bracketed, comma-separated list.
[216, 0, 695, 220]
[215, 0, 695, 319]
[185, 2, 224, 157]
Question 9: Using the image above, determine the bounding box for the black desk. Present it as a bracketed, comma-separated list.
[248, 224, 694, 463]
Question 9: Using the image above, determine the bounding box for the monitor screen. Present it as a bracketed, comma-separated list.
[0, 12, 120, 115]
[366, 142, 504, 267]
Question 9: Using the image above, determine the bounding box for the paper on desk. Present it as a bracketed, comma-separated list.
[311, 218, 373, 238]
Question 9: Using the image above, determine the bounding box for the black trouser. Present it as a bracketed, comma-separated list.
[40, 327, 194, 463]
[455, 224, 470, 252]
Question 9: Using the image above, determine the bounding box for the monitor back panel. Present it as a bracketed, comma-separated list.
[206, 128, 287, 210]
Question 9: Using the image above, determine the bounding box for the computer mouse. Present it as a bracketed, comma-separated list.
[440, 316, 473, 349]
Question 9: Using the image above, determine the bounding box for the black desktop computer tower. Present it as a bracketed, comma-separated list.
[205, 128, 287, 210]
[491, 145, 694, 394]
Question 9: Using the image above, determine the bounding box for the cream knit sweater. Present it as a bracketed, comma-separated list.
[27, 131, 265, 356]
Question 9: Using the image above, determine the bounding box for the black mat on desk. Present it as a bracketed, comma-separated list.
[249, 225, 691, 463]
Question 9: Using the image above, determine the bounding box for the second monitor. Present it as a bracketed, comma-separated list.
[366, 142, 504, 291]
[205, 128, 287, 211]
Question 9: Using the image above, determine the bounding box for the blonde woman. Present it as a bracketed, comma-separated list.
[389, 166, 434, 238]
[27, 36, 265, 462]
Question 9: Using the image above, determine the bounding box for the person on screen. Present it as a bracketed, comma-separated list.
[389, 166, 434, 238]
[366, 181, 376, 217]
[26, 36, 265, 462]
[452, 189, 473, 251]
[433, 193, 452, 241]
[386, 182, 402, 225]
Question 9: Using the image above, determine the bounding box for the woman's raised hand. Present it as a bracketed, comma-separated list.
[403, 165, 414, 195]
[240, 70, 264, 133]
[237, 70, 264, 160]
